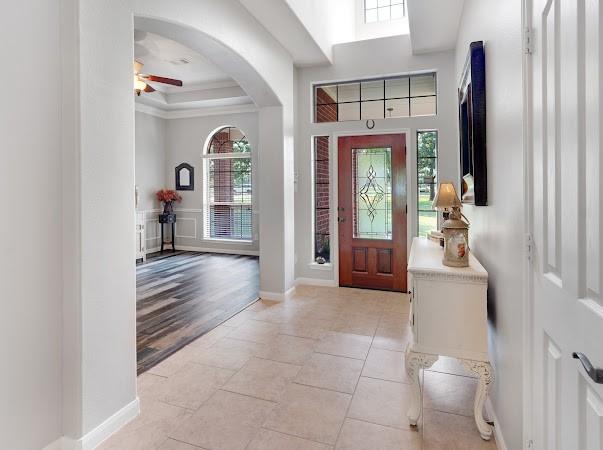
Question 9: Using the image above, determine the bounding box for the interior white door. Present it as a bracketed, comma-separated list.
[531, 0, 603, 449]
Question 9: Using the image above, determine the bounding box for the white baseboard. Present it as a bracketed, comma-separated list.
[259, 286, 296, 302]
[175, 245, 259, 256]
[485, 398, 508, 450]
[143, 245, 259, 257]
[43, 438, 63, 450]
[295, 277, 338, 287]
[54, 397, 140, 450]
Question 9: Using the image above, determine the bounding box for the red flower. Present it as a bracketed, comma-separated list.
[156, 189, 182, 203]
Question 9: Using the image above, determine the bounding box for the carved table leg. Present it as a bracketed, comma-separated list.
[405, 346, 438, 426]
[459, 359, 494, 440]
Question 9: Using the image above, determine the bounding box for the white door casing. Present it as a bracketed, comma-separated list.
[530, 0, 603, 449]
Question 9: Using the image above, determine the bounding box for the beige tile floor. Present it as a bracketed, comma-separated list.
[99, 285, 498, 450]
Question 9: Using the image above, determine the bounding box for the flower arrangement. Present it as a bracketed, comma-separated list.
[156, 189, 182, 213]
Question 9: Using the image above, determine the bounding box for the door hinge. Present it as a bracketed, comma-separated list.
[523, 27, 533, 55]
[525, 233, 533, 261]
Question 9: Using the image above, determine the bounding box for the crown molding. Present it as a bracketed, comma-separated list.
[135, 102, 258, 120]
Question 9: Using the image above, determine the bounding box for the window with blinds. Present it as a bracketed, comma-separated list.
[203, 127, 252, 241]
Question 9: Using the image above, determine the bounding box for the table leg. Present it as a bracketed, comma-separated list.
[171, 222, 175, 251]
[405, 346, 438, 426]
[160, 223, 164, 253]
[459, 359, 494, 440]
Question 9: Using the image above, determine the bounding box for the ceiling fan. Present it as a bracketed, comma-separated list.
[133, 60, 183, 96]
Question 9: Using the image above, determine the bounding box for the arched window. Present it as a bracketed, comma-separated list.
[203, 127, 252, 241]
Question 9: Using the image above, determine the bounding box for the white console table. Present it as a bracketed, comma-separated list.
[405, 237, 493, 440]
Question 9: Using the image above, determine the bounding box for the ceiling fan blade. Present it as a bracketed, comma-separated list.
[133, 60, 143, 74]
[145, 75, 183, 86]
[143, 84, 156, 93]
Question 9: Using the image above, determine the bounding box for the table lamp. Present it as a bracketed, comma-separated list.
[432, 182, 470, 267]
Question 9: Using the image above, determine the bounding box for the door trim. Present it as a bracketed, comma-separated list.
[329, 129, 412, 290]
[522, 0, 535, 448]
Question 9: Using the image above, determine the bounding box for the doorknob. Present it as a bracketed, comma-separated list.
[338, 217, 346, 223]
[572, 352, 603, 384]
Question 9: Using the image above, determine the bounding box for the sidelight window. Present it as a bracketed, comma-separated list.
[417, 130, 438, 237]
[313, 136, 331, 263]
[203, 127, 252, 241]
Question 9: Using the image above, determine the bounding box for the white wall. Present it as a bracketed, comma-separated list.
[295, 35, 457, 283]
[136, 111, 167, 211]
[455, 1, 525, 449]
[164, 111, 260, 254]
[0, 1, 63, 448]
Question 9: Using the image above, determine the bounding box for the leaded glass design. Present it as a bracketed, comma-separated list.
[352, 148, 392, 240]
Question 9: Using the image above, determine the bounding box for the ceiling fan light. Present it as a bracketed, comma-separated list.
[134, 76, 147, 92]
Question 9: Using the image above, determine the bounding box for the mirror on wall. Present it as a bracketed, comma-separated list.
[175, 163, 194, 191]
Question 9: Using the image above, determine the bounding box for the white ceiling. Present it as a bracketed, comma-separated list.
[407, 0, 464, 54]
[134, 30, 235, 93]
[134, 30, 254, 112]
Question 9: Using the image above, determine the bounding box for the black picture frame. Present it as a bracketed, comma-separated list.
[175, 163, 194, 191]
[458, 41, 487, 206]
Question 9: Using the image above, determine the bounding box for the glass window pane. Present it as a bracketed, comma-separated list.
[361, 100, 385, 120]
[418, 159, 437, 183]
[418, 130, 437, 157]
[385, 98, 409, 118]
[366, 0, 378, 9]
[315, 85, 337, 104]
[338, 83, 360, 103]
[418, 184, 436, 210]
[410, 74, 436, 96]
[353, 148, 392, 240]
[391, 4, 404, 19]
[361, 80, 384, 101]
[314, 136, 330, 263]
[411, 96, 437, 116]
[377, 0, 390, 7]
[385, 77, 409, 98]
[365, 8, 378, 23]
[378, 6, 390, 21]
[316, 104, 338, 123]
[418, 211, 437, 237]
[338, 102, 360, 121]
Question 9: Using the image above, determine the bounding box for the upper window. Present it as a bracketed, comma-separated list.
[364, 0, 406, 23]
[314, 73, 437, 123]
[203, 127, 252, 241]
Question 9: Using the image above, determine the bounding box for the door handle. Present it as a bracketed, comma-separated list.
[573, 352, 603, 384]
[338, 217, 346, 223]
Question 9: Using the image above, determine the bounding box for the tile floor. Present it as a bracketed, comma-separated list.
[99, 285, 498, 450]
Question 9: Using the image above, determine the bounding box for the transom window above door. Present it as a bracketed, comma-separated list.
[314, 73, 437, 123]
[203, 127, 252, 241]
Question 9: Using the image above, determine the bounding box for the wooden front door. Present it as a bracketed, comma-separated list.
[338, 134, 407, 292]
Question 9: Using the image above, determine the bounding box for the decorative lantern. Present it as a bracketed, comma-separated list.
[432, 182, 470, 267]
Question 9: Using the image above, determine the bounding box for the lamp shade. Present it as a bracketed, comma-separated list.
[432, 182, 461, 210]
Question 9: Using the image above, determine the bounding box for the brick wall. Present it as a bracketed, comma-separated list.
[315, 88, 337, 123]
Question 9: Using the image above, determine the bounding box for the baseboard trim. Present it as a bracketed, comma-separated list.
[58, 397, 140, 450]
[485, 398, 508, 450]
[295, 277, 338, 287]
[43, 438, 63, 450]
[144, 245, 259, 257]
[259, 286, 296, 302]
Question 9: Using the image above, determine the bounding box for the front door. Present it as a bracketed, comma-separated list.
[531, 0, 603, 448]
[338, 134, 407, 292]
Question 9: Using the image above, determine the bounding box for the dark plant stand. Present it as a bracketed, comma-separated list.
[159, 213, 176, 253]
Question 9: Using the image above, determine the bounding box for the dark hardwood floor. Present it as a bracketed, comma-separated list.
[136, 250, 259, 374]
